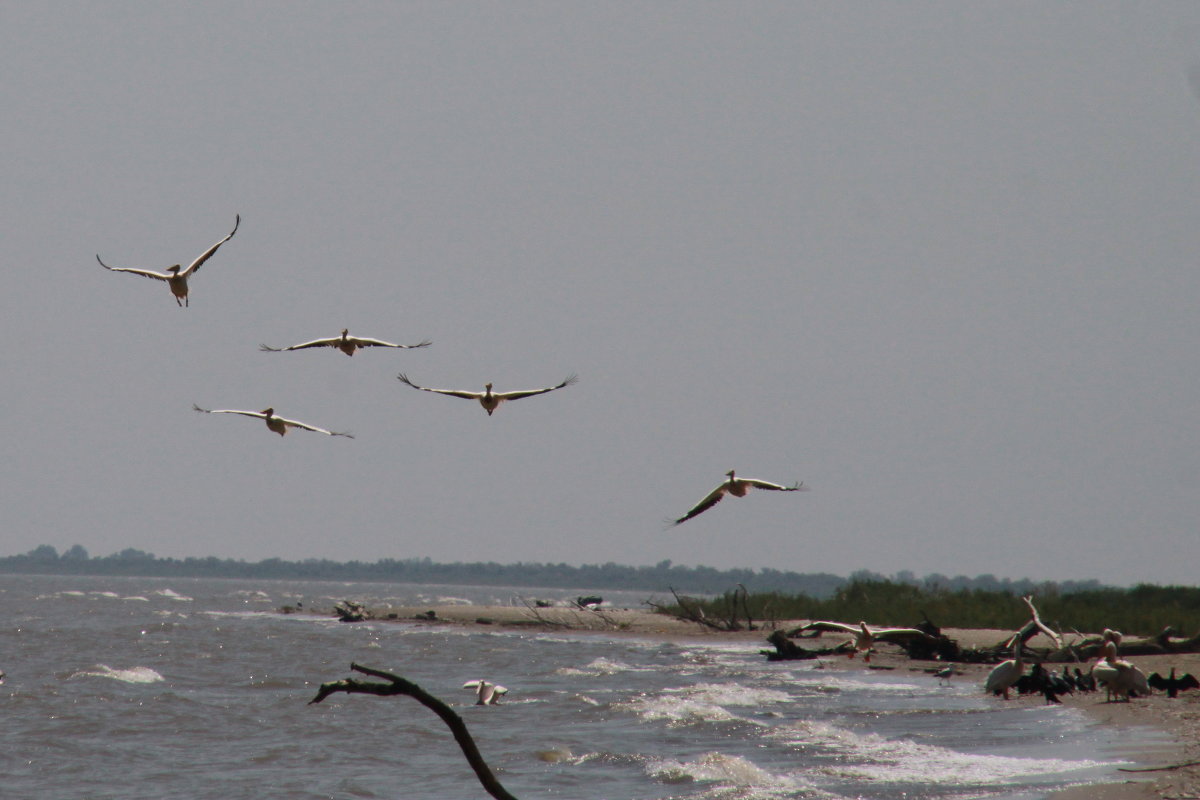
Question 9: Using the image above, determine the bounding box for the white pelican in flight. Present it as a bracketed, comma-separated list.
[192, 404, 353, 438]
[397, 373, 577, 416]
[670, 470, 806, 526]
[96, 215, 240, 306]
[261, 329, 431, 357]
[794, 620, 932, 663]
[463, 679, 507, 705]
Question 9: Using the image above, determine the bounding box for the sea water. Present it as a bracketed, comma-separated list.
[0, 574, 1164, 799]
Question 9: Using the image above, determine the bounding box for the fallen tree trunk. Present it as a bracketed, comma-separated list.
[310, 663, 519, 800]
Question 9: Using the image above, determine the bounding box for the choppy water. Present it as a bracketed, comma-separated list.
[0, 574, 1162, 799]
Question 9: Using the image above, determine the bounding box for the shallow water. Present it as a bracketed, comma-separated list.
[0, 574, 1164, 799]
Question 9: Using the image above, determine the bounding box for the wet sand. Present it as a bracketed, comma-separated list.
[337, 603, 1200, 799]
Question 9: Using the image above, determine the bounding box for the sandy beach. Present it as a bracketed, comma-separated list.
[324, 601, 1200, 799]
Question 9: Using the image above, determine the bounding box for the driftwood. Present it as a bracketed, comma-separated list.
[646, 586, 756, 632]
[310, 663, 519, 800]
[333, 600, 367, 622]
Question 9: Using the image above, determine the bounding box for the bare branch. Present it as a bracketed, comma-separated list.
[310, 664, 519, 800]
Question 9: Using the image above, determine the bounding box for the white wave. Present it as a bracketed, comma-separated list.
[646, 751, 812, 797]
[555, 657, 645, 676]
[779, 719, 1102, 785]
[71, 664, 165, 684]
[91, 591, 120, 598]
[153, 589, 193, 602]
[122, 595, 149, 602]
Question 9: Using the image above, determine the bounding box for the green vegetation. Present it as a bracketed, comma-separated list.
[675, 580, 1200, 637]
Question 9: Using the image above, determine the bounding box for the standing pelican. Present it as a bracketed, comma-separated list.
[670, 470, 806, 526]
[1091, 629, 1150, 702]
[794, 620, 931, 663]
[193, 404, 353, 438]
[397, 373, 577, 415]
[261, 329, 431, 356]
[463, 680, 507, 705]
[97, 215, 240, 306]
[985, 639, 1024, 700]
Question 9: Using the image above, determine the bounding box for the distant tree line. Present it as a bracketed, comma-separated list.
[677, 579, 1200, 637]
[0, 544, 1119, 600]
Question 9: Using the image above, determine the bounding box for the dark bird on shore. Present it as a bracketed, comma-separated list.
[669, 470, 807, 527]
[262, 329, 431, 356]
[1073, 667, 1096, 692]
[934, 665, 955, 685]
[1148, 668, 1199, 698]
[397, 373, 577, 416]
[97, 215, 239, 307]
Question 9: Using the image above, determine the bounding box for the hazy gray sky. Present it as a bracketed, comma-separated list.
[5, 2, 1199, 586]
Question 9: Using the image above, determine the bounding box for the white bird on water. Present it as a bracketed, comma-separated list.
[397, 373, 577, 416]
[669, 470, 806, 526]
[261, 329, 431, 357]
[97, 215, 240, 307]
[463, 680, 507, 705]
[192, 405, 353, 438]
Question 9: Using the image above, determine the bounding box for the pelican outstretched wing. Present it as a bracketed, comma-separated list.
[670, 483, 730, 527]
[742, 478, 807, 492]
[193, 404, 266, 420]
[96, 256, 174, 280]
[260, 337, 340, 352]
[179, 214, 239, 277]
[494, 374, 578, 401]
[277, 416, 354, 438]
[352, 336, 432, 350]
[397, 374, 483, 400]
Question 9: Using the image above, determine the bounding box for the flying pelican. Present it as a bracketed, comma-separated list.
[192, 404, 353, 438]
[396, 373, 577, 416]
[984, 639, 1024, 700]
[669, 470, 807, 526]
[794, 620, 932, 663]
[463, 680, 507, 705]
[96, 215, 240, 306]
[261, 329, 432, 356]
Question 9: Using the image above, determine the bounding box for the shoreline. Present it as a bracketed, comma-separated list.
[303, 602, 1200, 799]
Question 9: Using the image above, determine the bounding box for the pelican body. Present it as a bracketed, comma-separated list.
[985, 640, 1025, 700]
[397, 373, 577, 415]
[670, 470, 806, 526]
[261, 329, 431, 357]
[1091, 629, 1150, 702]
[97, 215, 239, 306]
[193, 404, 353, 438]
[463, 680, 507, 705]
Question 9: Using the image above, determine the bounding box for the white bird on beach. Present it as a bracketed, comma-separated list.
[463, 680, 507, 705]
[97, 215, 239, 306]
[1091, 629, 1150, 702]
[669, 470, 806, 527]
[984, 640, 1024, 700]
[192, 405, 353, 438]
[397, 373, 577, 416]
[794, 620, 931, 664]
[261, 329, 431, 357]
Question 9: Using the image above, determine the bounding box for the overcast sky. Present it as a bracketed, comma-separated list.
[4, 2, 1199, 586]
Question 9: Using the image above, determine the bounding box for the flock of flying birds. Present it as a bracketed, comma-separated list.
[96, 216, 809, 527]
